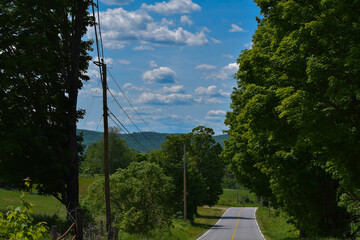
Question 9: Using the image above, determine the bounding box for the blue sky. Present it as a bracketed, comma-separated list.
[77, 0, 260, 135]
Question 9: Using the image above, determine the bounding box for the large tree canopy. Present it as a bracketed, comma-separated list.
[225, 0, 359, 237]
[149, 126, 225, 219]
[0, 0, 92, 214]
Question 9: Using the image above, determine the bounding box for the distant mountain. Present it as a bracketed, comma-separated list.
[77, 129, 228, 153]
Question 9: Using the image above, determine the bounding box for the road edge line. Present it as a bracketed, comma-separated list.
[254, 207, 266, 240]
[196, 207, 232, 240]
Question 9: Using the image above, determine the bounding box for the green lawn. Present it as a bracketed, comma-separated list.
[0, 189, 67, 217]
[217, 188, 258, 207]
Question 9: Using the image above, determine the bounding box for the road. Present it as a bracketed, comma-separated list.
[197, 207, 265, 240]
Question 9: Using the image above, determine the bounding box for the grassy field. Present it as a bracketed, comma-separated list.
[256, 206, 343, 240]
[217, 188, 259, 207]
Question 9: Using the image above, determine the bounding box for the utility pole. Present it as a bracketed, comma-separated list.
[99, 60, 111, 238]
[183, 143, 187, 222]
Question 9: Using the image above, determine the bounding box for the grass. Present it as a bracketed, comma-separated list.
[0, 189, 67, 217]
[256, 206, 343, 240]
[117, 206, 227, 240]
[217, 188, 259, 207]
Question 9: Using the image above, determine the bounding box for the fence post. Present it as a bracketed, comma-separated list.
[51, 225, 58, 240]
[75, 207, 83, 240]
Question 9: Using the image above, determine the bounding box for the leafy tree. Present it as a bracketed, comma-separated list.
[81, 127, 137, 175]
[224, 0, 360, 236]
[83, 162, 174, 235]
[0, 0, 92, 215]
[149, 126, 224, 219]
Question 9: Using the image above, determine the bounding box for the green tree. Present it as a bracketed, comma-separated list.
[83, 161, 174, 235]
[224, 0, 359, 236]
[149, 126, 224, 219]
[0, 0, 92, 215]
[81, 127, 137, 175]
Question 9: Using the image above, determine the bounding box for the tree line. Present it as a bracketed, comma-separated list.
[80, 126, 224, 235]
[224, 0, 360, 238]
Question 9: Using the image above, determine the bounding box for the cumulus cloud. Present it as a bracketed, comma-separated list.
[180, 15, 193, 25]
[161, 85, 185, 93]
[142, 67, 177, 84]
[210, 37, 221, 44]
[205, 110, 226, 121]
[229, 24, 247, 32]
[205, 62, 239, 81]
[93, 7, 208, 49]
[207, 110, 226, 116]
[136, 92, 194, 105]
[133, 45, 155, 51]
[195, 64, 216, 70]
[79, 87, 103, 97]
[100, 0, 133, 5]
[141, 0, 201, 15]
[194, 85, 229, 97]
[118, 59, 130, 64]
[123, 83, 146, 91]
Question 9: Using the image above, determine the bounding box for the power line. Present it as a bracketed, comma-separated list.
[107, 69, 156, 133]
[108, 110, 150, 153]
[107, 87, 159, 150]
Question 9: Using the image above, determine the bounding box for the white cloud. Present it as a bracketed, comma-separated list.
[133, 45, 155, 51]
[136, 92, 194, 105]
[94, 57, 114, 66]
[207, 110, 226, 116]
[205, 62, 239, 81]
[229, 24, 247, 32]
[142, 67, 177, 84]
[180, 15, 193, 25]
[118, 59, 130, 64]
[211, 37, 222, 44]
[100, 0, 133, 5]
[195, 64, 216, 70]
[161, 18, 175, 26]
[194, 85, 229, 97]
[149, 60, 158, 68]
[94, 7, 209, 49]
[141, 0, 201, 15]
[123, 83, 146, 91]
[161, 85, 185, 93]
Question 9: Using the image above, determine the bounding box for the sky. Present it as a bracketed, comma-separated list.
[77, 0, 261, 135]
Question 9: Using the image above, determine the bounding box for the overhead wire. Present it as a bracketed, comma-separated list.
[107, 69, 156, 133]
[108, 110, 150, 153]
[106, 87, 159, 150]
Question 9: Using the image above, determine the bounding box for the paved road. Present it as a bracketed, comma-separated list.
[197, 207, 265, 240]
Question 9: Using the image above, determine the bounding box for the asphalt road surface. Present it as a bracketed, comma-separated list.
[197, 207, 265, 240]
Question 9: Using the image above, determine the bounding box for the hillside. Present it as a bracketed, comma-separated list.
[77, 129, 228, 153]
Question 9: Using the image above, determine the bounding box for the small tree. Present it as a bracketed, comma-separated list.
[83, 162, 174, 235]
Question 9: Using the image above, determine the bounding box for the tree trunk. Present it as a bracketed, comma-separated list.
[64, 0, 88, 217]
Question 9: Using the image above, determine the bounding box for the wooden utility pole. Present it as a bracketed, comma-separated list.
[183, 143, 187, 222]
[101, 61, 111, 238]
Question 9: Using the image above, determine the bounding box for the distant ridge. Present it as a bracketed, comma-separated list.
[77, 129, 228, 153]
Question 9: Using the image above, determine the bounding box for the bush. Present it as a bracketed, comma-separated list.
[0, 191, 48, 240]
[83, 162, 175, 236]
